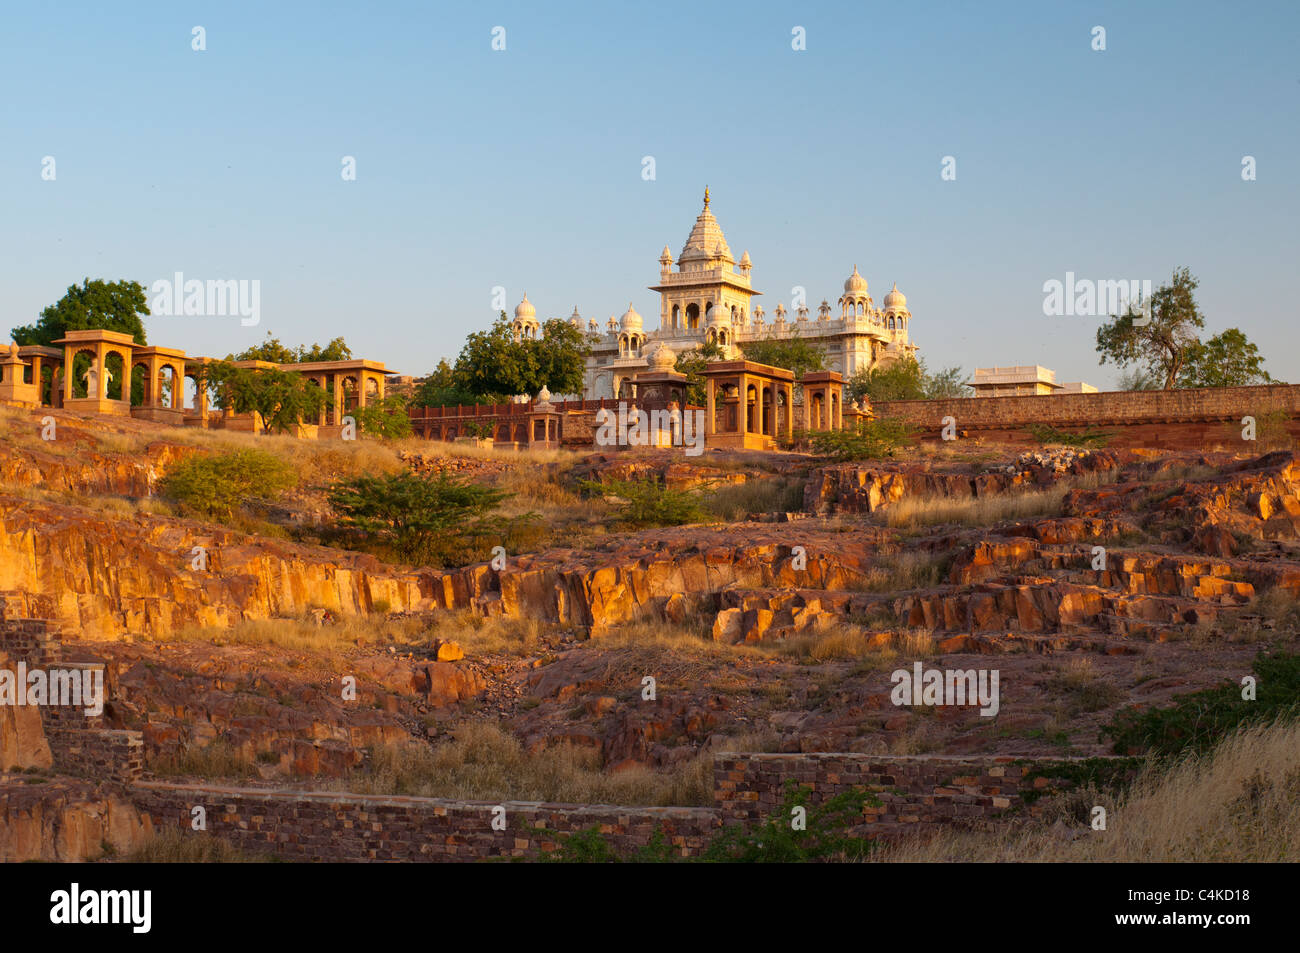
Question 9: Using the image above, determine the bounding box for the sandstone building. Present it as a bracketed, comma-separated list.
[509, 189, 919, 400]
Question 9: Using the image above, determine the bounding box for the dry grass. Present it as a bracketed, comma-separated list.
[879, 485, 1071, 529]
[164, 613, 432, 654]
[427, 611, 550, 656]
[702, 477, 805, 521]
[148, 740, 259, 779]
[332, 721, 715, 806]
[871, 716, 1300, 861]
[123, 829, 276, 863]
[854, 549, 953, 592]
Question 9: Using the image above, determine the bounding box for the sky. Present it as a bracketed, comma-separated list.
[2, 0, 1297, 388]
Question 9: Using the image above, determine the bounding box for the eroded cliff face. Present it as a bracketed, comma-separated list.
[0, 497, 428, 639]
[0, 781, 152, 862]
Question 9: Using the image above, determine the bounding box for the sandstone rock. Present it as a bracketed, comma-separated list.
[435, 640, 465, 662]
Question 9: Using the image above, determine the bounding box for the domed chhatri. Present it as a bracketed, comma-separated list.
[504, 188, 918, 400]
[884, 282, 907, 311]
[844, 264, 868, 295]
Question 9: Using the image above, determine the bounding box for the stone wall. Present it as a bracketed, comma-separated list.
[127, 752, 1128, 861]
[875, 384, 1300, 448]
[135, 782, 721, 862]
[713, 752, 1097, 838]
[46, 729, 143, 784]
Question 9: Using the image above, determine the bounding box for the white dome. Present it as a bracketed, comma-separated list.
[620, 302, 642, 331]
[514, 293, 536, 320]
[844, 265, 868, 295]
[884, 283, 907, 310]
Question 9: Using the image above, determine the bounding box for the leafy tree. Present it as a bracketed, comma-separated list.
[1179, 328, 1276, 388]
[848, 357, 923, 402]
[228, 334, 352, 363]
[11, 278, 150, 347]
[349, 394, 414, 439]
[159, 449, 297, 520]
[454, 312, 539, 397]
[1116, 366, 1161, 391]
[410, 359, 497, 408]
[809, 419, 915, 460]
[847, 357, 968, 404]
[1096, 266, 1205, 390]
[206, 361, 329, 434]
[921, 363, 970, 399]
[739, 334, 824, 380]
[674, 339, 725, 405]
[526, 318, 591, 396]
[328, 471, 512, 562]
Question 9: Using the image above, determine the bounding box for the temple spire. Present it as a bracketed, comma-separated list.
[703, 185, 710, 208]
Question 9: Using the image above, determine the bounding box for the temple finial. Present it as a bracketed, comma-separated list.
[703, 185, 710, 208]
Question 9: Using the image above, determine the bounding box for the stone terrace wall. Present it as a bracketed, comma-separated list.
[876, 384, 1300, 441]
[714, 752, 1097, 838]
[135, 782, 721, 862]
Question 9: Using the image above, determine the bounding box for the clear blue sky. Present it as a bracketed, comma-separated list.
[3, 0, 1297, 386]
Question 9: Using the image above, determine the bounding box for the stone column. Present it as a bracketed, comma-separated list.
[706, 377, 716, 436]
[756, 382, 765, 436]
[785, 383, 793, 441]
[737, 372, 748, 433]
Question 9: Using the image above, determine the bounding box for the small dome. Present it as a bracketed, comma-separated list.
[740, 250, 751, 266]
[843, 265, 868, 294]
[659, 245, 673, 262]
[514, 293, 536, 320]
[884, 282, 907, 310]
[569, 306, 582, 326]
[7, 342, 17, 357]
[707, 304, 729, 326]
[649, 342, 677, 370]
[536, 385, 551, 403]
[620, 302, 642, 331]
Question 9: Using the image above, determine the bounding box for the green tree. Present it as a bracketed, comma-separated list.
[739, 334, 825, 380]
[453, 312, 539, 397]
[1096, 266, 1205, 390]
[328, 471, 513, 562]
[1179, 328, 1276, 388]
[229, 334, 353, 363]
[206, 361, 329, 434]
[848, 357, 924, 402]
[674, 339, 725, 405]
[410, 359, 495, 407]
[922, 363, 970, 399]
[12, 278, 149, 347]
[525, 318, 591, 396]
[452, 312, 591, 399]
[350, 394, 414, 439]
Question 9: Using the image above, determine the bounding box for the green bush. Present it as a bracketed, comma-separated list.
[809, 419, 914, 461]
[579, 477, 708, 527]
[701, 781, 880, 862]
[1101, 651, 1300, 756]
[159, 449, 297, 520]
